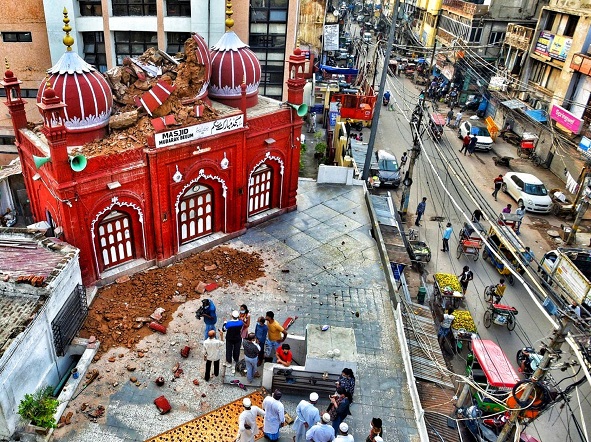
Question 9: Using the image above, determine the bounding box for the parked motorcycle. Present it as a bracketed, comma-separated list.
[516, 347, 544, 375]
[462, 96, 481, 112]
[455, 405, 497, 442]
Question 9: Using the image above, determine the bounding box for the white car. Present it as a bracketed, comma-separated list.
[457, 119, 493, 151]
[501, 172, 553, 213]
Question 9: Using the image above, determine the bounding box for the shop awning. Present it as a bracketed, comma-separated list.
[524, 109, 548, 123]
[319, 64, 359, 75]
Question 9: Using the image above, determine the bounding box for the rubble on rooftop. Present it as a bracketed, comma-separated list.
[34, 38, 219, 158]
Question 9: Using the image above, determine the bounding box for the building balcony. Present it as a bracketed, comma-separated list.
[571, 53, 591, 76]
[441, 0, 488, 18]
[504, 24, 534, 52]
[437, 27, 459, 46]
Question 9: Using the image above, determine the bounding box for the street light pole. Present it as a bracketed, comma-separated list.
[400, 95, 425, 219]
[361, 0, 400, 181]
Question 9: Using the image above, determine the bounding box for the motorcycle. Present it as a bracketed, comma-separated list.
[516, 347, 544, 375]
[455, 405, 498, 442]
[462, 96, 481, 112]
[482, 412, 509, 434]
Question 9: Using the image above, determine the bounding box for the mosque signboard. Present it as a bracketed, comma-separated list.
[154, 114, 244, 148]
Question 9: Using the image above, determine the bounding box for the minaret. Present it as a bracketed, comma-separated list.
[37, 78, 70, 179]
[286, 45, 307, 106]
[1, 59, 28, 137]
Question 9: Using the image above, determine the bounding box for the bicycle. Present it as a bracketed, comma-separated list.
[530, 151, 548, 168]
[483, 284, 502, 304]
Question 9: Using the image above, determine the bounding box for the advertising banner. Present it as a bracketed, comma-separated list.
[154, 114, 244, 148]
[534, 31, 572, 62]
[550, 105, 583, 134]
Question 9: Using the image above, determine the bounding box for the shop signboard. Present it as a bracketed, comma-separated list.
[534, 31, 572, 62]
[324, 25, 339, 51]
[550, 104, 583, 134]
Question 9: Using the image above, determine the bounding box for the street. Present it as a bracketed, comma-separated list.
[369, 72, 591, 442]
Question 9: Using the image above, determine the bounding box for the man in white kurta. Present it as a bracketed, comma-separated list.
[262, 390, 285, 440]
[236, 398, 265, 442]
[293, 392, 321, 442]
[306, 413, 335, 442]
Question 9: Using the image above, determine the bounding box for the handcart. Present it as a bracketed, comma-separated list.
[550, 188, 575, 218]
[483, 303, 518, 331]
[409, 240, 431, 263]
[451, 310, 478, 352]
[497, 212, 521, 232]
[456, 222, 484, 261]
[433, 273, 465, 309]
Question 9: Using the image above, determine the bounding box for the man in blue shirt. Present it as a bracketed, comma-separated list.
[415, 197, 427, 226]
[441, 222, 453, 252]
[201, 299, 217, 340]
[223, 310, 244, 374]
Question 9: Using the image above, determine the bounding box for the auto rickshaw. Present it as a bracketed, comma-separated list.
[482, 224, 526, 285]
[465, 339, 520, 413]
[429, 113, 446, 140]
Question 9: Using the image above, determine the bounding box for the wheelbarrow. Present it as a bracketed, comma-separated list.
[493, 156, 513, 167]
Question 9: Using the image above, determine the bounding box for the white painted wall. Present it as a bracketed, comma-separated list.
[0, 246, 82, 438]
[317, 165, 355, 185]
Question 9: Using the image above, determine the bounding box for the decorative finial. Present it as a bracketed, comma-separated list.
[4, 58, 9, 70]
[62, 8, 74, 51]
[225, 0, 234, 30]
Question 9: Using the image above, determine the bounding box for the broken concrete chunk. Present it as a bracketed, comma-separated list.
[114, 274, 131, 284]
[204, 264, 217, 271]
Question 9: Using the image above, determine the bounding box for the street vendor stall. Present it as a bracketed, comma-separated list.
[433, 273, 465, 308]
[457, 222, 484, 261]
[451, 310, 478, 352]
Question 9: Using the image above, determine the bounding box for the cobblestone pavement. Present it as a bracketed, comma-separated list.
[50, 179, 418, 442]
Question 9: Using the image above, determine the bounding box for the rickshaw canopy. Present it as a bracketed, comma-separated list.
[471, 339, 520, 388]
[430, 113, 446, 126]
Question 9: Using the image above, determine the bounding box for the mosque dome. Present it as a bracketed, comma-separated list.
[36, 9, 112, 143]
[208, 2, 261, 108]
[191, 33, 212, 101]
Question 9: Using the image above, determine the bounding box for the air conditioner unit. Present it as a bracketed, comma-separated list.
[518, 92, 529, 101]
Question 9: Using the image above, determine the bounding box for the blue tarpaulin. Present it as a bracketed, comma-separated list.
[319, 64, 359, 75]
[524, 109, 548, 123]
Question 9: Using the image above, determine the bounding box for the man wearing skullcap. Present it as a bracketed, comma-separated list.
[306, 413, 335, 442]
[236, 398, 265, 442]
[335, 422, 354, 441]
[293, 392, 320, 442]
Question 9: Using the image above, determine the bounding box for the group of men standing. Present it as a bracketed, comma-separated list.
[236, 391, 355, 442]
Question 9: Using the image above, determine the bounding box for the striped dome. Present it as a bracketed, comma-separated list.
[209, 31, 261, 108]
[37, 51, 112, 136]
[191, 33, 212, 100]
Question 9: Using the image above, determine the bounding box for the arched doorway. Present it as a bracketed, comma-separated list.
[178, 183, 213, 244]
[96, 210, 135, 270]
[248, 163, 273, 215]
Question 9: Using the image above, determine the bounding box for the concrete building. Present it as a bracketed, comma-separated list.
[0, 229, 82, 438]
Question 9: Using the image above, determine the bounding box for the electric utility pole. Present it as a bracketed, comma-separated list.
[496, 317, 574, 442]
[566, 167, 591, 244]
[400, 94, 425, 219]
[361, 0, 399, 181]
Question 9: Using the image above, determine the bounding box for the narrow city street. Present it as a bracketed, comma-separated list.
[369, 72, 591, 442]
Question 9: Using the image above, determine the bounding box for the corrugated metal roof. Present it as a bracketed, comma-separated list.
[418, 381, 462, 442]
[0, 158, 21, 182]
[401, 302, 454, 388]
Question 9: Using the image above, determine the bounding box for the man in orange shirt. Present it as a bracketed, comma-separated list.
[265, 311, 287, 363]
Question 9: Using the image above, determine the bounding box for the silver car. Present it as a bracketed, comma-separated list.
[373, 150, 401, 187]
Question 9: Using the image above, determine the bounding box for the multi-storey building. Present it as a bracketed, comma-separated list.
[1, 0, 299, 104]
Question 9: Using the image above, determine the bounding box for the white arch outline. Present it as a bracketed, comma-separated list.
[174, 169, 228, 249]
[247, 152, 284, 217]
[90, 196, 146, 275]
